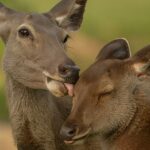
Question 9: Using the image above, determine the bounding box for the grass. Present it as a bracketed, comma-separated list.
[0, 0, 150, 120]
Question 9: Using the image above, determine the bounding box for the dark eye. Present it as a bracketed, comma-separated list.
[18, 28, 31, 38]
[63, 35, 69, 43]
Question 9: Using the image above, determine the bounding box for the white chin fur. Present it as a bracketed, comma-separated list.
[46, 80, 67, 97]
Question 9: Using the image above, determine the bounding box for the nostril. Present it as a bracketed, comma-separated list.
[60, 125, 77, 140]
[59, 65, 70, 75]
[58, 64, 80, 84]
[58, 65, 80, 77]
[68, 128, 76, 136]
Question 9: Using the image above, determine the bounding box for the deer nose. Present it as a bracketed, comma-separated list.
[60, 124, 77, 141]
[58, 65, 80, 84]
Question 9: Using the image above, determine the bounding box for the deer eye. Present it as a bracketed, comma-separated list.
[96, 92, 110, 105]
[98, 93, 106, 100]
[98, 91, 112, 100]
[98, 84, 114, 100]
[18, 28, 31, 38]
[63, 35, 69, 43]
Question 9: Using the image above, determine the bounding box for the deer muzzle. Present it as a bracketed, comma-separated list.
[43, 65, 80, 97]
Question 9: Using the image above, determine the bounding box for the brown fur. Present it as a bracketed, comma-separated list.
[61, 39, 150, 150]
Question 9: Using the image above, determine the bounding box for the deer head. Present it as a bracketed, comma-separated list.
[60, 39, 150, 144]
[1, 0, 87, 97]
[60, 39, 148, 144]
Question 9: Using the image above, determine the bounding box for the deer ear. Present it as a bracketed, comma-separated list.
[0, 3, 15, 42]
[45, 0, 87, 31]
[96, 39, 131, 61]
[132, 45, 150, 76]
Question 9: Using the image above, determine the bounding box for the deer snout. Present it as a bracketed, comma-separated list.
[60, 123, 77, 143]
[60, 122, 91, 145]
[58, 64, 80, 84]
[43, 64, 80, 97]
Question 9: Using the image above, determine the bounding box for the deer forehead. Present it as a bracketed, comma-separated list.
[76, 61, 129, 95]
[16, 14, 58, 31]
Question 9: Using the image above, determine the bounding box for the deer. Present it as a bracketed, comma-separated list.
[60, 39, 150, 150]
[0, 0, 87, 149]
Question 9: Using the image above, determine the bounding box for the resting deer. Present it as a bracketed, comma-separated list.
[61, 39, 150, 150]
[0, 0, 87, 149]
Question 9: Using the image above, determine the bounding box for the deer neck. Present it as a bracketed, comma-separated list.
[5, 73, 68, 127]
[6, 74, 50, 109]
[128, 98, 150, 135]
[5, 73, 72, 149]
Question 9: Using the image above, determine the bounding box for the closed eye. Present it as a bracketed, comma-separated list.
[97, 84, 114, 101]
[98, 92, 111, 100]
[96, 91, 113, 105]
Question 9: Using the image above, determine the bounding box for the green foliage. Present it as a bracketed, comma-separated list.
[0, 87, 8, 121]
[82, 0, 150, 52]
[1, 0, 150, 51]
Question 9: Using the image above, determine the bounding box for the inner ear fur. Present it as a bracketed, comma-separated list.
[44, 0, 87, 31]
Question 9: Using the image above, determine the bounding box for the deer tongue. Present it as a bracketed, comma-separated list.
[64, 83, 74, 97]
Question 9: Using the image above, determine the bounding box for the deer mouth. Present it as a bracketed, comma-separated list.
[64, 128, 91, 145]
[44, 75, 74, 97]
[64, 135, 87, 145]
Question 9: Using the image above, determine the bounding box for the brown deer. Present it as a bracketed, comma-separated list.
[0, 0, 87, 150]
[60, 39, 150, 150]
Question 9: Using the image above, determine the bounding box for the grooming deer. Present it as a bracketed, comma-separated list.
[61, 39, 150, 150]
[0, 0, 87, 149]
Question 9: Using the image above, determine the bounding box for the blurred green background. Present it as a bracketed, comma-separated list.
[0, 0, 150, 121]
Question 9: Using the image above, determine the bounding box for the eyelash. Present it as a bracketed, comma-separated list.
[97, 91, 112, 101]
[98, 94, 104, 101]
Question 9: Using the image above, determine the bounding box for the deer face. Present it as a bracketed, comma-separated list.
[61, 39, 150, 144]
[1, 0, 87, 97]
[60, 39, 145, 144]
